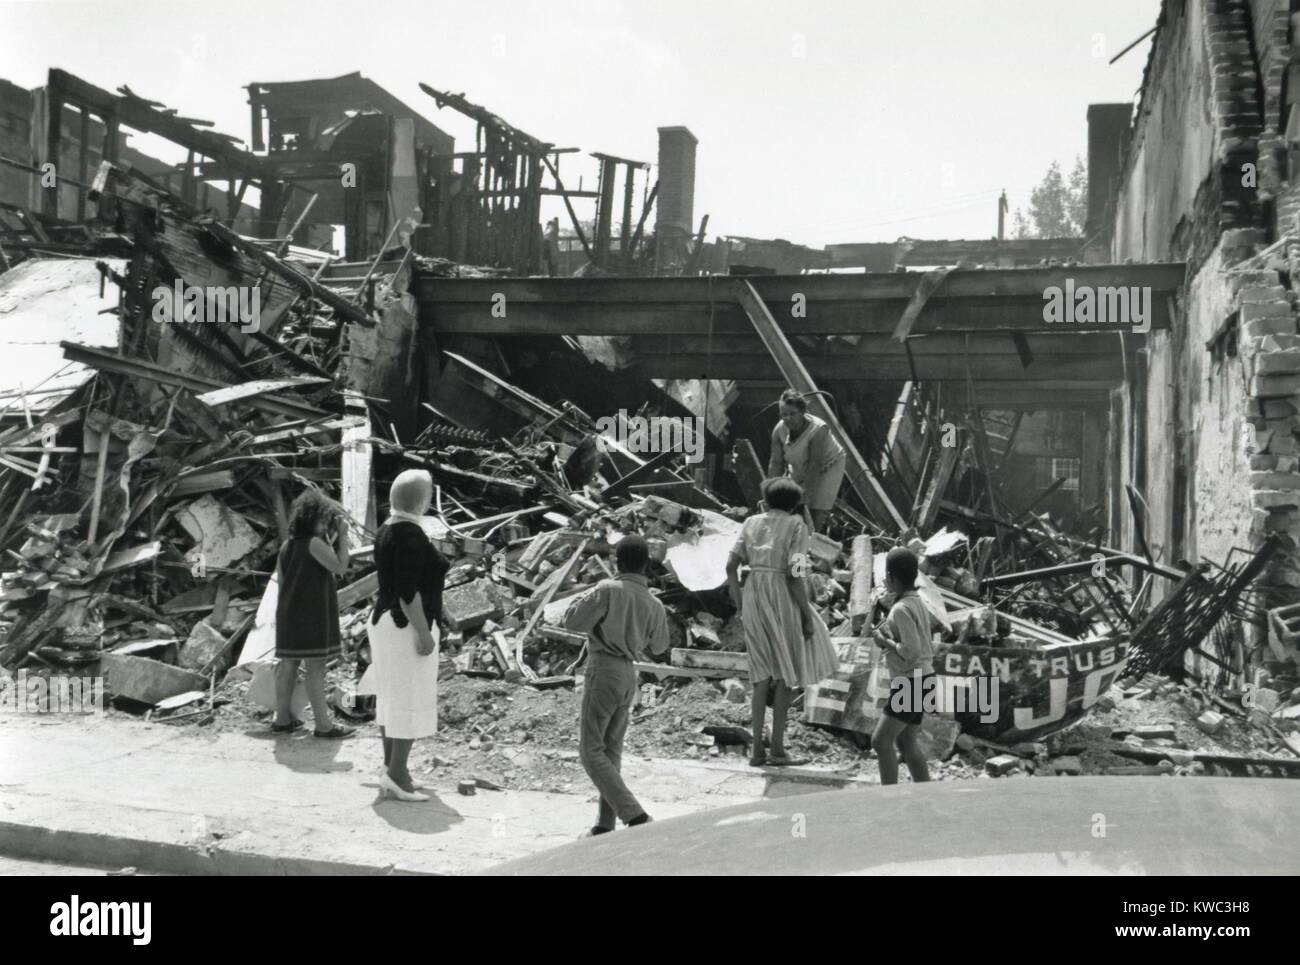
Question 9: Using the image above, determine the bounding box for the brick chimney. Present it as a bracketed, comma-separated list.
[655, 126, 697, 271]
[1084, 103, 1132, 248]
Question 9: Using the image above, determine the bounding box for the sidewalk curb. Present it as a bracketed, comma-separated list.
[0, 820, 434, 876]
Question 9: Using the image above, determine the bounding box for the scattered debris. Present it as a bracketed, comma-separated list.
[0, 133, 1295, 793]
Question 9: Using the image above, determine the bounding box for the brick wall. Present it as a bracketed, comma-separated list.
[1236, 255, 1300, 651]
[1108, 1, 1300, 671]
[654, 126, 697, 271]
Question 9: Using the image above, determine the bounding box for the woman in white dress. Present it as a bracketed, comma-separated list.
[366, 469, 448, 802]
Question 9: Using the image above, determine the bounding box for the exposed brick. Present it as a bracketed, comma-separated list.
[1250, 471, 1300, 489]
[1224, 228, 1270, 248]
[1264, 399, 1300, 417]
[1252, 508, 1299, 536]
[1253, 490, 1300, 509]
[1238, 285, 1290, 302]
[1230, 270, 1284, 292]
[1242, 317, 1297, 338]
[1252, 373, 1300, 395]
[1255, 334, 1300, 351]
[1254, 351, 1300, 374]
[1268, 433, 1299, 454]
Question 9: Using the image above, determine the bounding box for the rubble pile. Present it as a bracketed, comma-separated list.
[1, 159, 1298, 786]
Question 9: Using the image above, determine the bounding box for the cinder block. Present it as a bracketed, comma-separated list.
[1266, 433, 1297, 454]
[1196, 710, 1227, 735]
[441, 578, 505, 632]
[985, 754, 1020, 777]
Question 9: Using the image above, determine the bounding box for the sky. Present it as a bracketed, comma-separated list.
[1, 0, 1162, 247]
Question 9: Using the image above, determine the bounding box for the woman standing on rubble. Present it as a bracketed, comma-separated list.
[726, 477, 839, 767]
[273, 490, 355, 739]
[364, 469, 449, 803]
[767, 389, 847, 533]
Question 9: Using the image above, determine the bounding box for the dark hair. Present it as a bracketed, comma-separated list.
[288, 489, 333, 539]
[885, 546, 919, 589]
[762, 476, 803, 512]
[778, 388, 807, 412]
[615, 533, 651, 574]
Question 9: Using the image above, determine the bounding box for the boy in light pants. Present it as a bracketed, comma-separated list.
[565, 534, 669, 836]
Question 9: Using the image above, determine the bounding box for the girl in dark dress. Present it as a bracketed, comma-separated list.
[365, 469, 449, 802]
[272, 490, 353, 738]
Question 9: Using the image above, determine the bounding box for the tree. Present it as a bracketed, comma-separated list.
[1013, 158, 1088, 238]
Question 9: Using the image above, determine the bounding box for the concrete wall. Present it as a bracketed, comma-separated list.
[1112, 3, 1220, 264]
[1186, 249, 1255, 569]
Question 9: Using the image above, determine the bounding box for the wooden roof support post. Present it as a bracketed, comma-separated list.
[733, 279, 907, 531]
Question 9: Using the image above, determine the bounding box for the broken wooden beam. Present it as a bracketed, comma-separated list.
[669, 648, 748, 673]
[915, 436, 960, 532]
[60, 342, 329, 422]
[848, 535, 873, 633]
[199, 217, 374, 326]
[517, 540, 591, 677]
[632, 661, 737, 680]
[195, 377, 329, 408]
[1109, 743, 1300, 775]
[340, 392, 376, 541]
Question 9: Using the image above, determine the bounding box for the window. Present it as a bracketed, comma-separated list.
[1051, 457, 1081, 491]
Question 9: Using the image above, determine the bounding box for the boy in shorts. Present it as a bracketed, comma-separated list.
[869, 546, 934, 785]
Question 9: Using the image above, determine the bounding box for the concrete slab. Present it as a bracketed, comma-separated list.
[0, 713, 866, 875]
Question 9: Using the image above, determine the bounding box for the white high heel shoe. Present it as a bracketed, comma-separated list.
[378, 771, 429, 802]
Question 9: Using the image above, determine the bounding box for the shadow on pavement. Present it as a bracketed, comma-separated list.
[370, 789, 463, 835]
[270, 733, 357, 773]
